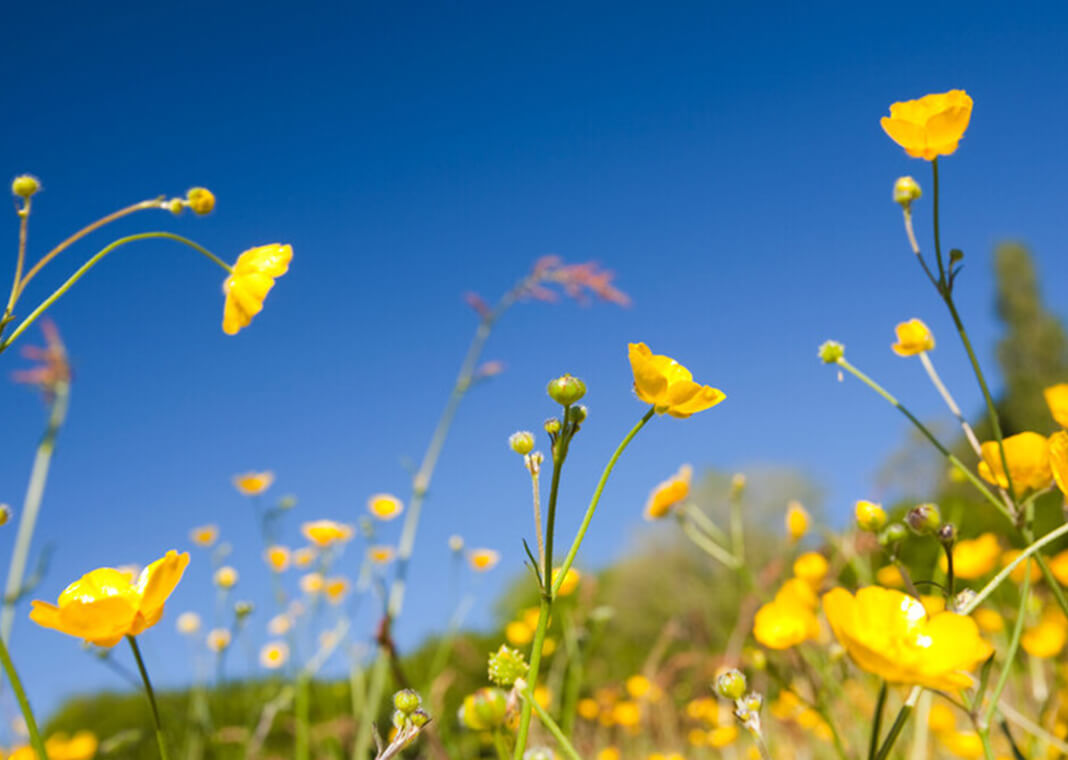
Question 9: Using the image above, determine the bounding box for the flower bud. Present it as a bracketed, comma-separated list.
[714, 668, 747, 700]
[488, 644, 529, 686]
[234, 600, 254, 618]
[544, 418, 562, 435]
[818, 340, 845, 364]
[278, 494, 298, 510]
[393, 689, 422, 714]
[951, 588, 976, 614]
[893, 176, 922, 208]
[730, 473, 747, 498]
[509, 431, 535, 455]
[878, 522, 908, 547]
[11, 175, 40, 199]
[905, 503, 942, 535]
[937, 523, 956, 544]
[166, 198, 185, 215]
[448, 534, 464, 553]
[854, 500, 887, 532]
[568, 404, 588, 426]
[0, 504, 10, 526]
[546, 374, 586, 406]
[186, 187, 215, 215]
[409, 709, 430, 728]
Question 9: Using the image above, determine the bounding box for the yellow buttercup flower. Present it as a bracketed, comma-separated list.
[785, 500, 809, 542]
[324, 576, 350, 604]
[977, 432, 1053, 495]
[293, 547, 316, 568]
[875, 564, 905, 588]
[1050, 548, 1068, 586]
[176, 611, 201, 635]
[611, 700, 641, 729]
[44, 731, 98, 760]
[301, 519, 354, 547]
[644, 464, 692, 520]
[505, 620, 534, 646]
[1021, 615, 1067, 659]
[707, 725, 738, 748]
[367, 493, 404, 521]
[189, 524, 219, 547]
[927, 702, 956, 734]
[627, 343, 725, 418]
[206, 628, 231, 652]
[939, 731, 984, 760]
[232, 471, 275, 496]
[264, 545, 291, 572]
[213, 566, 238, 589]
[891, 319, 935, 356]
[467, 548, 500, 572]
[552, 567, 582, 597]
[30, 550, 189, 647]
[186, 187, 215, 215]
[1050, 430, 1068, 496]
[577, 698, 599, 721]
[299, 572, 324, 595]
[939, 532, 999, 579]
[222, 243, 293, 335]
[367, 545, 395, 565]
[753, 580, 820, 650]
[793, 552, 829, 586]
[268, 613, 292, 636]
[880, 90, 973, 160]
[259, 641, 289, 669]
[1045, 384, 1068, 428]
[822, 586, 993, 690]
[972, 608, 1004, 634]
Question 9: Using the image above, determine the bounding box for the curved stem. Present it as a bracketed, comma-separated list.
[6, 199, 31, 318]
[515, 680, 582, 760]
[0, 232, 230, 354]
[0, 635, 48, 759]
[128, 636, 170, 760]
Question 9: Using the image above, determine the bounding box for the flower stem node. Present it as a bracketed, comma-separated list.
[393, 689, 422, 715]
[546, 374, 586, 406]
[854, 500, 887, 532]
[905, 503, 942, 535]
[714, 668, 747, 700]
[878, 522, 908, 548]
[488, 644, 529, 687]
[11, 175, 40, 199]
[817, 340, 844, 364]
[509, 431, 536, 455]
[186, 187, 215, 215]
[893, 176, 922, 208]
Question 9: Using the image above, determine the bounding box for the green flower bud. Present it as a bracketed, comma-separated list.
[568, 404, 588, 426]
[11, 175, 40, 199]
[509, 431, 535, 455]
[893, 176, 922, 208]
[488, 644, 529, 687]
[543, 418, 562, 435]
[393, 688, 422, 714]
[234, 600, 254, 618]
[278, 494, 298, 510]
[459, 688, 509, 731]
[818, 340, 845, 364]
[410, 709, 430, 728]
[878, 522, 908, 547]
[714, 668, 747, 700]
[905, 503, 942, 535]
[546, 374, 586, 406]
[854, 500, 888, 532]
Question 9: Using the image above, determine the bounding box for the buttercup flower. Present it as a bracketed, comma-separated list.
[939, 532, 999, 579]
[206, 628, 231, 652]
[1044, 384, 1068, 428]
[268, 614, 292, 636]
[880, 90, 973, 160]
[30, 550, 189, 647]
[643, 464, 692, 520]
[977, 432, 1053, 494]
[939, 732, 984, 760]
[552, 567, 582, 597]
[176, 611, 201, 635]
[186, 187, 215, 215]
[793, 552, 829, 586]
[891, 319, 935, 356]
[927, 702, 956, 734]
[214, 566, 238, 589]
[43, 731, 98, 760]
[1001, 550, 1043, 584]
[301, 519, 354, 547]
[972, 608, 1004, 634]
[368, 545, 395, 565]
[1050, 548, 1068, 586]
[300, 573, 324, 595]
[189, 524, 219, 547]
[822, 586, 993, 690]
[293, 547, 316, 568]
[875, 565, 905, 588]
[753, 580, 820, 650]
[233, 471, 275, 496]
[1050, 430, 1068, 496]
[260, 641, 290, 669]
[1021, 610, 1067, 658]
[222, 243, 292, 335]
[264, 545, 291, 572]
[367, 493, 404, 521]
[468, 548, 500, 572]
[785, 500, 809, 542]
[627, 343, 725, 418]
[506, 620, 534, 646]
[325, 577, 350, 604]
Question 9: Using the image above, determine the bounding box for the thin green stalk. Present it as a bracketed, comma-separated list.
[492, 732, 511, 760]
[679, 516, 742, 569]
[0, 635, 48, 759]
[512, 597, 552, 760]
[558, 608, 583, 738]
[2, 378, 70, 644]
[516, 680, 582, 760]
[0, 232, 232, 353]
[931, 158, 946, 281]
[869, 681, 888, 760]
[5, 198, 31, 320]
[874, 687, 921, 760]
[982, 560, 1031, 726]
[128, 636, 170, 760]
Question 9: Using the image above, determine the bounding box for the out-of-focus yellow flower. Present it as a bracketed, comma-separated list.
[325, 577, 350, 604]
[940, 533, 1000, 579]
[939, 731, 984, 760]
[793, 552, 829, 586]
[644, 464, 692, 520]
[176, 611, 201, 635]
[770, 690, 803, 720]
[707, 725, 738, 748]
[521, 607, 542, 630]
[1021, 610, 1067, 658]
[367, 493, 404, 521]
[596, 748, 621, 760]
[822, 586, 993, 690]
[301, 519, 353, 547]
[30, 551, 189, 648]
[973, 608, 1004, 634]
[753, 580, 820, 650]
[891, 319, 935, 356]
[978, 432, 1052, 494]
[628, 343, 725, 418]
[232, 471, 275, 496]
[259, 641, 289, 669]
[293, 547, 316, 568]
[468, 548, 500, 572]
[625, 675, 661, 702]
[367, 545, 395, 565]
[264, 545, 290, 572]
[880, 90, 973, 160]
[552, 567, 582, 596]
[268, 613, 292, 636]
[300, 572, 324, 595]
[1045, 384, 1068, 429]
[577, 698, 600, 721]
[505, 621, 533, 646]
[785, 500, 809, 542]
[611, 700, 641, 729]
[927, 701, 956, 734]
[876, 564, 905, 588]
[44, 731, 98, 760]
[189, 524, 219, 547]
[685, 696, 717, 722]
[1050, 430, 1068, 496]
[1002, 550, 1042, 584]
[206, 628, 231, 652]
[223, 244, 293, 335]
[534, 684, 552, 710]
[213, 566, 238, 590]
[541, 637, 557, 657]
[920, 595, 946, 617]
[1050, 548, 1068, 586]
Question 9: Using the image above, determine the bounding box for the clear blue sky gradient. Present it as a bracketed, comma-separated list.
[2, 1, 1067, 717]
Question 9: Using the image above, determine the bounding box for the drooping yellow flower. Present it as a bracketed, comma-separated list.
[189, 524, 219, 547]
[467, 548, 500, 572]
[206, 628, 231, 652]
[259, 641, 290, 670]
[978, 432, 1053, 495]
[627, 343, 725, 418]
[213, 566, 239, 589]
[753, 580, 820, 650]
[793, 552, 829, 586]
[301, 519, 354, 547]
[264, 545, 291, 573]
[785, 500, 809, 542]
[324, 577, 350, 604]
[1050, 430, 1068, 496]
[232, 470, 275, 496]
[367, 493, 404, 521]
[822, 586, 993, 690]
[222, 243, 293, 335]
[367, 545, 395, 565]
[44, 731, 98, 760]
[939, 532, 1000, 579]
[30, 551, 189, 647]
[644, 464, 692, 520]
[1045, 384, 1068, 429]
[891, 319, 935, 356]
[1021, 609, 1067, 658]
[176, 611, 201, 635]
[880, 90, 973, 160]
[552, 566, 582, 597]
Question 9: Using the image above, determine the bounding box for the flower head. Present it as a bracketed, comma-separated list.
[301, 519, 354, 547]
[785, 501, 809, 542]
[367, 493, 404, 521]
[822, 586, 993, 690]
[186, 187, 215, 215]
[552, 567, 582, 597]
[880, 90, 973, 160]
[222, 244, 293, 335]
[190, 524, 219, 548]
[368, 545, 396, 565]
[977, 432, 1052, 495]
[260, 641, 289, 669]
[468, 548, 501, 572]
[643, 464, 692, 520]
[43, 731, 98, 760]
[30, 550, 189, 647]
[1044, 384, 1068, 428]
[939, 533, 999, 579]
[176, 611, 201, 635]
[264, 545, 291, 573]
[1050, 430, 1068, 497]
[213, 566, 238, 589]
[627, 343, 725, 418]
[207, 628, 231, 652]
[325, 577, 350, 604]
[793, 552, 829, 586]
[891, 319, 935, 356]
[232, 471, 274, 496]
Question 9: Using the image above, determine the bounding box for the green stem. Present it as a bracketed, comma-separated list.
[128, 636, 170, 760]
[517, 681, 582, 760]
[982, 561, 1030, 726]
[513, 597, 552, 760]
[0, 232, 232, 354]
[874, 687, 920, 760]
[960, 520, 1068, 614]
[931, 158, 946, 281]
[0, 635, 48, 759]
[869, 681, 888, 760]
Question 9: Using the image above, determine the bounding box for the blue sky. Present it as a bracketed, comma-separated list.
[1, 0, 1067, 718]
